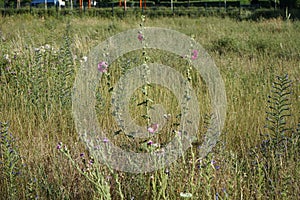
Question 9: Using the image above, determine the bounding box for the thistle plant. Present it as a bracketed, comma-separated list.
[56, 142, 115, 200]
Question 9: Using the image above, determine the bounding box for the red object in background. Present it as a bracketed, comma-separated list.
[79, 0, 82, 9]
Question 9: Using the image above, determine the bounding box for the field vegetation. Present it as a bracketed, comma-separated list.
[0, 14, 299, 199]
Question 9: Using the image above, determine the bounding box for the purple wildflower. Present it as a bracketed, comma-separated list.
[88, 159, 94, 165]
[211, 159, 220, 170]
[103, 138, 109, 143]
[56, 142, 62, 150]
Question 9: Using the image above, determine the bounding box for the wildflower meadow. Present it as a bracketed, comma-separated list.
[0, 13, 300, 199]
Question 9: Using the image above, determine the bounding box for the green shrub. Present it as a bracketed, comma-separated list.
[211, 36, 241, 55]
[249, 8, 283, 20]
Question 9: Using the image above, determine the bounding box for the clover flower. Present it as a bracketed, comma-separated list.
[147, 140, 153, 145]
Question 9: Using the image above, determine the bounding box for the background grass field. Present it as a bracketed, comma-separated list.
[0, 14, 299, 199]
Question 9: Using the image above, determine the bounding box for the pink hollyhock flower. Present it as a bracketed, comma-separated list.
[98, 61, 108, 73]
[147, 123, 158, 133]
[191, 49, 198, 60]
[138, 33, 143, 42]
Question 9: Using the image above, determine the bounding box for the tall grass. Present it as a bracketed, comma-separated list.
[0, 14, 299, 199]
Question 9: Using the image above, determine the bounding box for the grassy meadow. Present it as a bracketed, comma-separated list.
[0, 13, 300, 199]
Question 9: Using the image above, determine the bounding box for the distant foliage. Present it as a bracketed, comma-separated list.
[280, 0, 299, 8]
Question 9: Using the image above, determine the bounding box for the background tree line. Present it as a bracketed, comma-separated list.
[0, 0, 299, 13]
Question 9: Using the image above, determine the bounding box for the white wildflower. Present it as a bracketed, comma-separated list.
[45, 44, 51, 50]
[82, 56, 88, 62]
[4, 54, 9, 61]
[180, 192, 193, 198]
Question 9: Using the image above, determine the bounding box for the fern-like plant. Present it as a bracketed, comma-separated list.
[261, 74, 295, 162]
[256, 74, 296, 198]
[265, 74, 292, 147]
